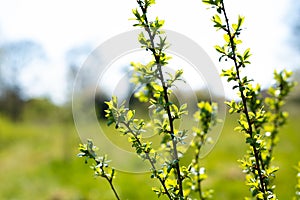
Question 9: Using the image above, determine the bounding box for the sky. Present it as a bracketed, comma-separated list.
[0, 0, 299, 104]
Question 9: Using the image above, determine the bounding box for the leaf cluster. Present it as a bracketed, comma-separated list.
[77, 0, 298, 199]
[294, 162, 300, 200]
[93, 1, 218, 199]
[78, 140, 120, 200]
[188, 102, 218, 199]
[204, 0, 296, 199]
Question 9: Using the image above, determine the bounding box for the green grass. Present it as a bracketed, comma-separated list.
[0, 100, 299, 199]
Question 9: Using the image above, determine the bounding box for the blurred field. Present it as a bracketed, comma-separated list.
[0, 97, 300, 200]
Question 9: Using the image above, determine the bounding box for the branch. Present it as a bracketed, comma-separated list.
[136, 1, 184, 198]
[121, 121, 173, 199]
[220, 0, 266, 195]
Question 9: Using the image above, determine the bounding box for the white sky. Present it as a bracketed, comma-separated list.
[0, 0, 298, 104]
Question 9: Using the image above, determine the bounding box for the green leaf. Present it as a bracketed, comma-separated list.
[179, 103, 187, 111]
[127, 110, 135, 121]
[237, 15, 245, 28]
[223, 34, 230, 43]
[132, 8, 141, 20]
[152, 83, 163, 92]
[213, 14, 222, 25]
[232, 23, 238, 31]
[145, 0, 156, 7]
[234, 126, 243, 132]
[138, 32, 149, 46]
[243, 48, 251, 60]
[175, 69, 184, 80]
[203, 0, 220, 6]
[212, 14, 224, 29]
[214, 45, 225, 54]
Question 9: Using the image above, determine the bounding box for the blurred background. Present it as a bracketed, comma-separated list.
[0, 0, 300, 199]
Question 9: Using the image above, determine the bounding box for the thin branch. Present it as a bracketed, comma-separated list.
[220, 0, 266, 195]
[122, 121, 173, 199]
[105, 176, 121, 200]
[136, 1, 184, 198]
[194, 144, 204, 200]
[94, 160, 121, 200]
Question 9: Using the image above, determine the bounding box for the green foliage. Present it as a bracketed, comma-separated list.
[79, 0, 217, 199]
[0, 102, 299, 199]
[263, 70, 297, 169]
[78, 140, 120, 200]
[294, 162, 300, 200]
[77, 0, 298, 199]
[204, 0, 296, 199]
[189, 102, 217, 199]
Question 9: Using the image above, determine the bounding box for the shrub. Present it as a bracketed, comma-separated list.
[77, 0, 297, 199]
